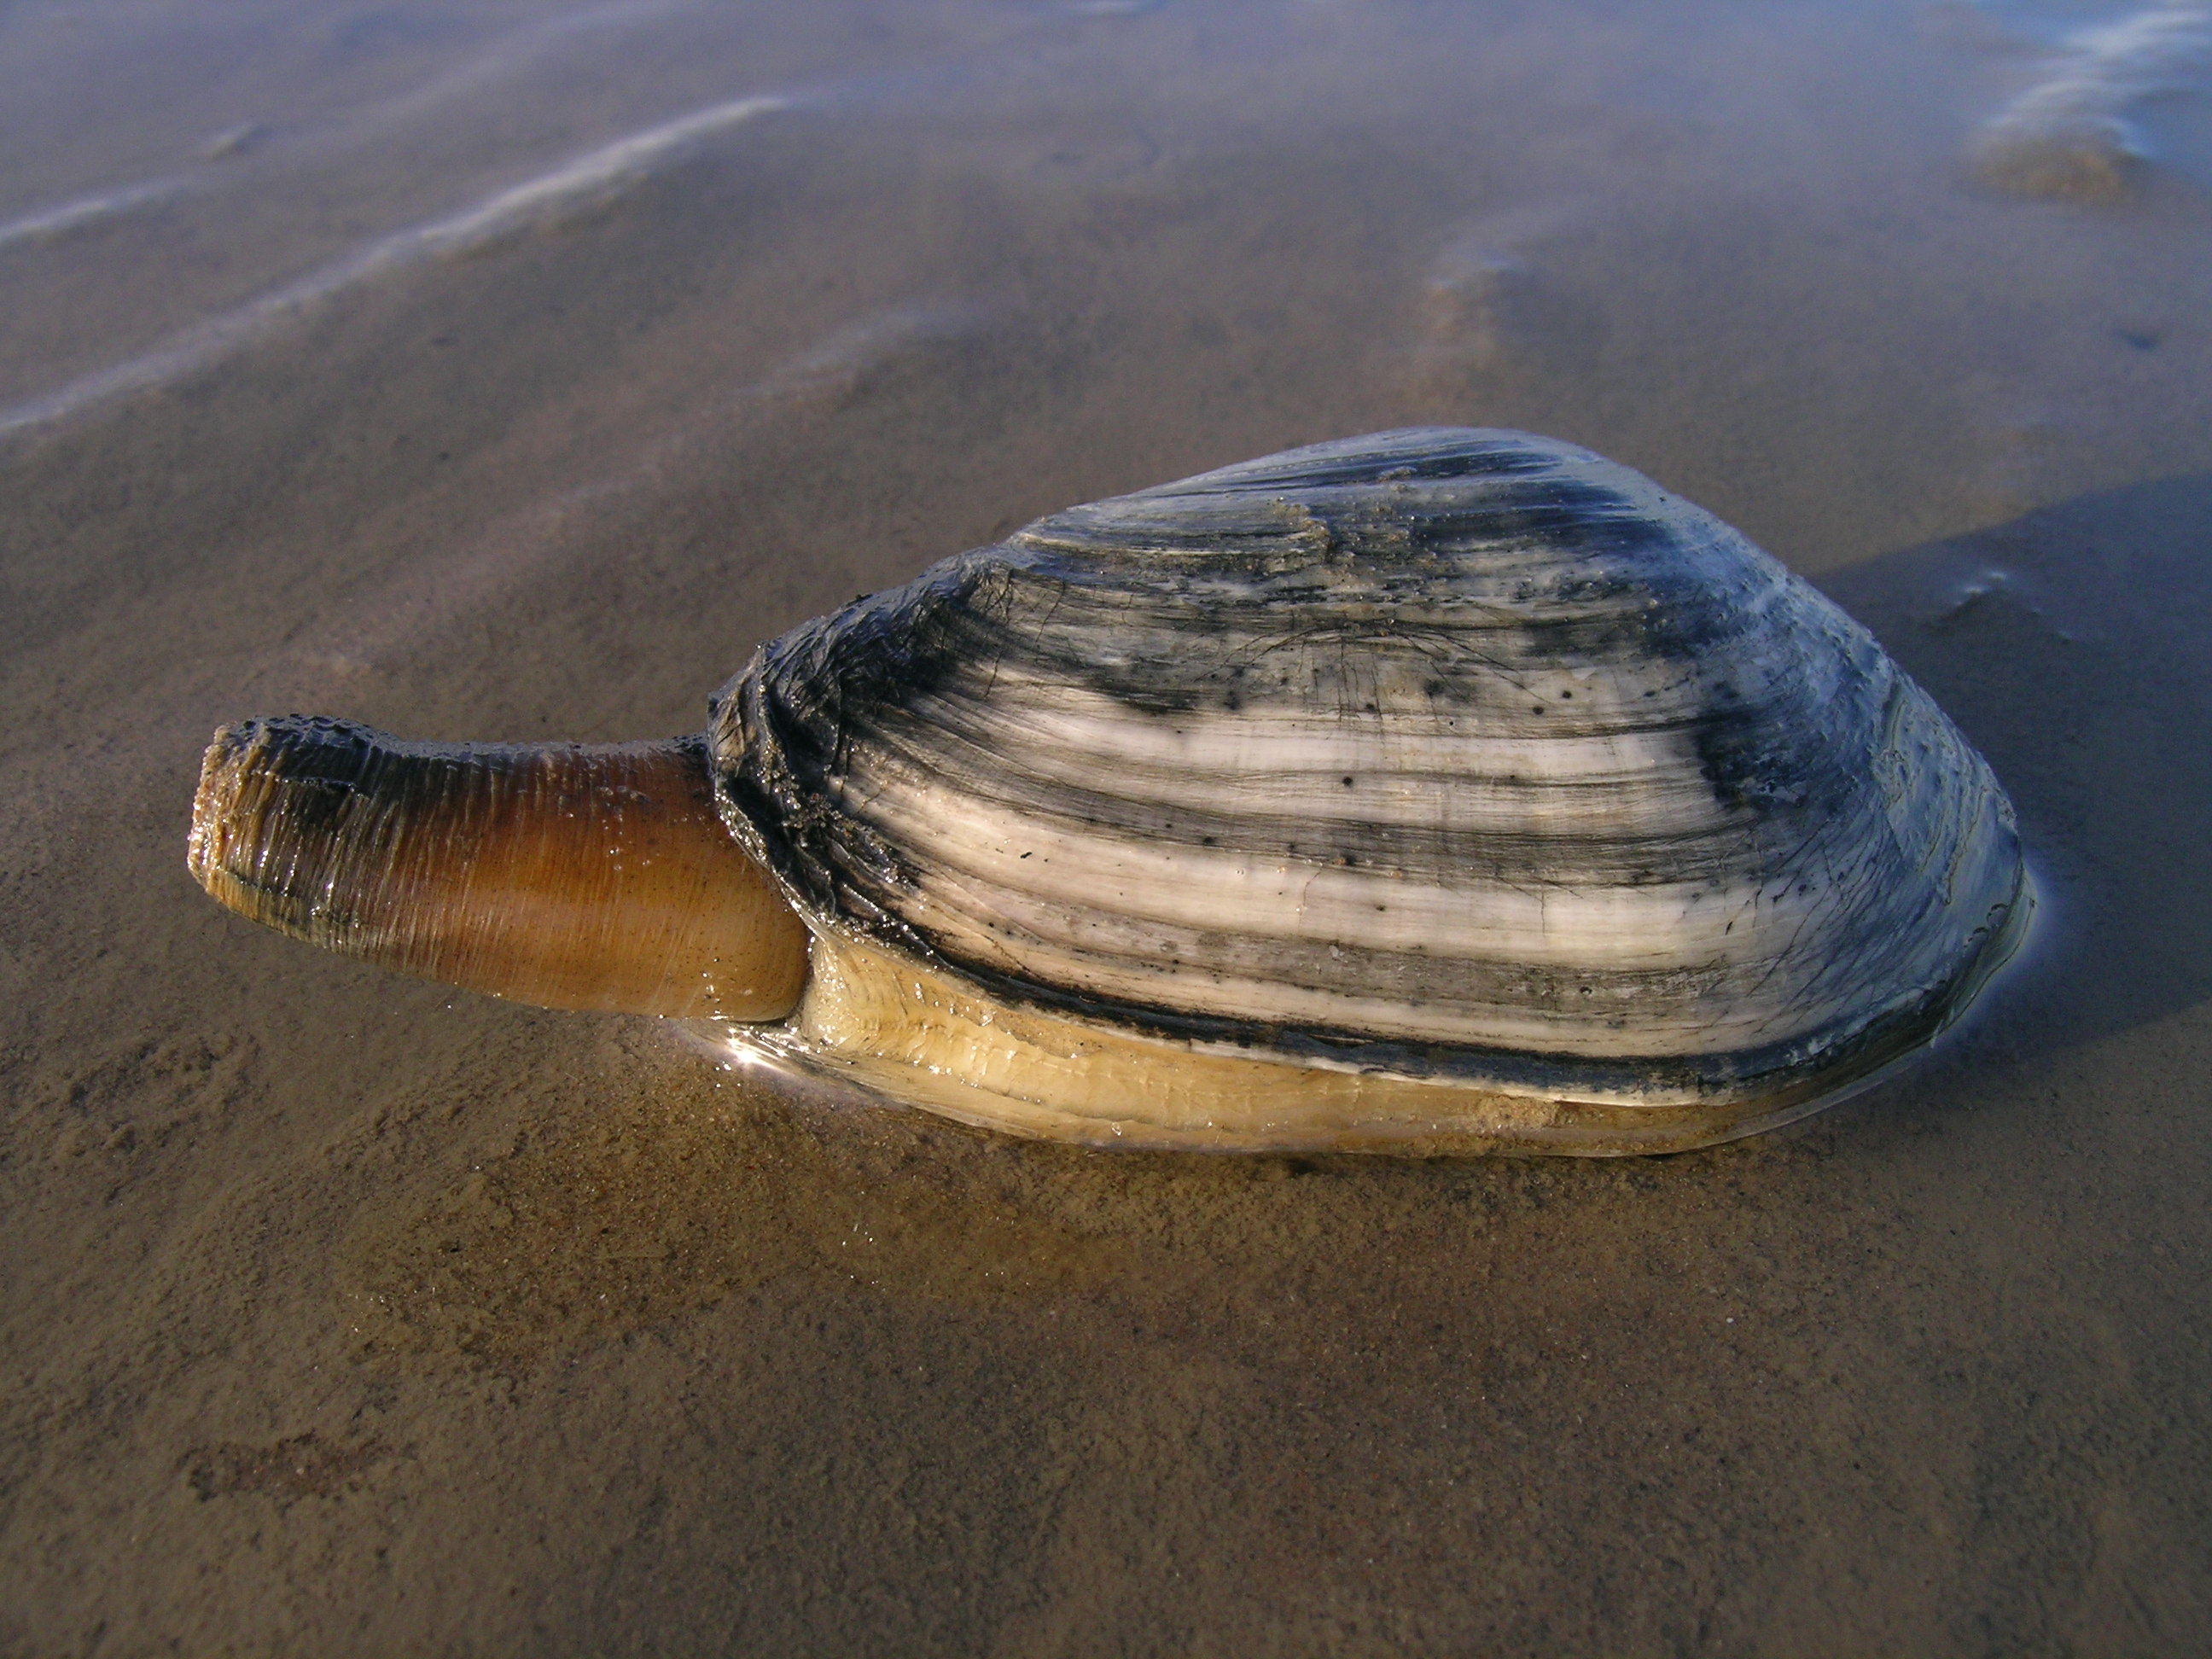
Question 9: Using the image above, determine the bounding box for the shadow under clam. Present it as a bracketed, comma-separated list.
[1814, 469, 2212, 1070]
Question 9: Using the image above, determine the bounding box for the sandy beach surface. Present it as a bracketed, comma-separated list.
[5, 0, 2212, 1650]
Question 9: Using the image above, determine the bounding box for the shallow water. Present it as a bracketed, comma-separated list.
[5, 0, 2212, 1650]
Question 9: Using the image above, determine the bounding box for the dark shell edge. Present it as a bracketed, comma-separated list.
[707, 427, 2034, 1117]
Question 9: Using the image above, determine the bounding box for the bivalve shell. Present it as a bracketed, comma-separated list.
[705, 428, 2031, 1152]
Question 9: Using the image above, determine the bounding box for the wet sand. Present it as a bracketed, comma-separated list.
[5, 0, 2212, 1650]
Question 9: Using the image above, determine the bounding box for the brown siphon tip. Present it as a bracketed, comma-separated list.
[188, 717, 809, 1020]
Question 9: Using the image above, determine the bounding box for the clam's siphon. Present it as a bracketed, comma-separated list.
[189, 429, 2032, 1153]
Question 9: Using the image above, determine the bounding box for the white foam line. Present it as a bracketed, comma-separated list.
[1972, 1, 2212, 195]
[2, 5, 690, 263]
[0, 93, 790, 441]
[416, 93, 789, 253]
[0, 178, 190, 252]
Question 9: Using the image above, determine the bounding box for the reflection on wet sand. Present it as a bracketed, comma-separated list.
[0, 90, 790, 437]
[1969, 1, 2212, 199]
[1823, 469, 2212, 1055]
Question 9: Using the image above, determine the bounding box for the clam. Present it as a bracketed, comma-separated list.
[189, 428, 2031, 1154]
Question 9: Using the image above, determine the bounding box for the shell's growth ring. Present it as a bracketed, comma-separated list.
[189, 429, 2031, 1155]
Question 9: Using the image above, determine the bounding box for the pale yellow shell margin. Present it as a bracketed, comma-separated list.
[688, 871, 2037, 1155]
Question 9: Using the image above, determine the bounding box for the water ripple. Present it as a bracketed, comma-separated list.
[0, 92, 790, 441]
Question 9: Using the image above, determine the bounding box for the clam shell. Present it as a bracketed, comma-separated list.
[706, 428, 2029, 1150]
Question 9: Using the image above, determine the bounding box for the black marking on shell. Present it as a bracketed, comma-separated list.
[710, 428, 2026, 1107]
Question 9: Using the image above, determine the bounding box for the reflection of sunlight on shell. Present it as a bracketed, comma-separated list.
[704, 428, 2033, 1153]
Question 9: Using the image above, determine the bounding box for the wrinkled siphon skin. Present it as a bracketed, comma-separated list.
[188, 429, 2034, 1155]
[189, 719, 806, 1021]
